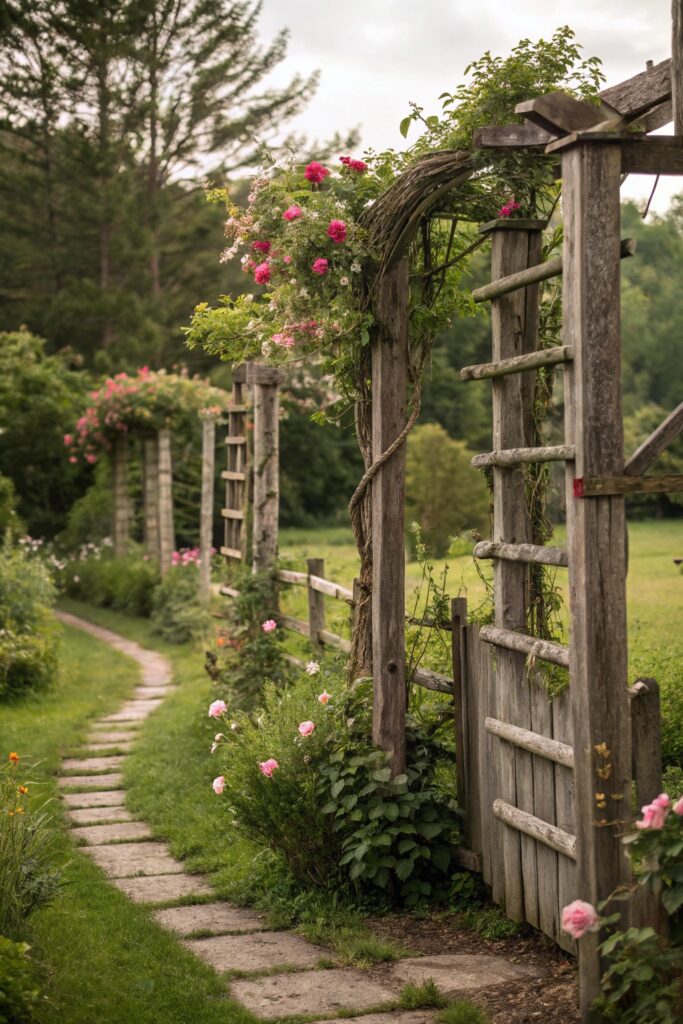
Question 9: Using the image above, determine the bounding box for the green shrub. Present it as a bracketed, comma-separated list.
[0, 536, 58, 701]
[0, 754, 64, 938]
[398, 980, 448, 1010]
[151, 564, 210, 644]
[437, 1002, 491, 1024]
[213, 669, 463, 902]
[0, 476, 23, 539]
[62, 553, 159, 618]
[0, 937, 40, 1024]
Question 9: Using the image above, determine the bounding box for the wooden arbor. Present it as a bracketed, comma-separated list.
[110, 430, 175, 570]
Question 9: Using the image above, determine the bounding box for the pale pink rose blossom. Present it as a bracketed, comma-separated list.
[261, 619, 277, 633]
[561, 900, 599, 939]
[298, 720, 315, 737]
[318, 691, 331, 705]
[674, 796, 683, 816]
[306, 661, 320, 675]
[637, 793, 671, 829]
[259, 758, 279, 777]
[312, 257, 329, 275]
[212, 775, 225, 795]
[283, 205, 302, 221]
[208, 699, 228, 718]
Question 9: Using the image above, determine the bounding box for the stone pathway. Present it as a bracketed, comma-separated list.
[56, 611, 539, 1022]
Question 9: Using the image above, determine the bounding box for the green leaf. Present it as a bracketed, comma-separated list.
[383, 804, 400, 822]
[397, 838, 418, 855]
[418, 821, 443, 840]
[399, 116, 412, 139]
[330, 780, 345, 798]
[349, 860, 365, 880]
[395, 858, 415, 881]
[320, 801, 337, 814]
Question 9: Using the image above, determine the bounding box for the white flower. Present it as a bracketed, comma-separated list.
[299, 287, 309, 297]
[289, 278, 298, 286]
[73, 575, 80, 583]
[306, 660, 320, 675]
[240, 255, 250, 265]
[261, 341, 272, 357]
[350, 261, 361, 273]
[244, 294, 254, 303]
[308, 211, 319, 220]
[340, 277, 349, 286]
[230, 722, 239, 731]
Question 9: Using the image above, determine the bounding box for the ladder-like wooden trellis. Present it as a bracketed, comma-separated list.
[221, 365, 250, 563]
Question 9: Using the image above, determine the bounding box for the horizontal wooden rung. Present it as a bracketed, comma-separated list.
[472, 238, 634, 303]
[461, 345, 573, 381]
[485, 717, 574, 768]
[413, 667, 455, 695]
[221, 470, 246, 481]
[472, 445, 575, 468]
[225, 436, 247, 445]
[219, 546, 243, 560]
[221, 508, 244, 520]
[227, 404, 248, 413]
[310, 574, 354, 603]
[319, 628, 351, 653]
[574, 474, 683, 497]
[479, 625, 569, 667]
[280, 614, 310, 638]
[218, 584, 241, 598]
[474, 541, 568, 568]
[493, 799, 577, 860]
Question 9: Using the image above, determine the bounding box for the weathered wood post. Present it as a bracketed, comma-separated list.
[673, 0, 683, 134]
[199, 415, 216, 604]
[371, 258, 409, 776]
[142, 434, 160, 565]
[307, 557, 326, 649]
[249, 364, 285, 574]
[158, 427, 175, 576]
[562, 139, 632, 1017]
[111, 435, 131, 557]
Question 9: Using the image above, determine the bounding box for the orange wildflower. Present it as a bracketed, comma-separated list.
[8, 752, 19, 765]
[216, 636, 227, 648]
[17, 786, 28, 795]
[15, 807, 24, 814]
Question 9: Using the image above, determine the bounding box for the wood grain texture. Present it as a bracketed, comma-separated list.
[157, 428, 175, 576]
[371, 258, 409, 775]
[562, 142, 632, 1015]
[579, 474, 683, 496]
[673, 0, 683, 135]
[112, 436, 130, 558]
[461, 346, 573, 380]
[629, 679, 663, 808]
[485, 717, 574, 769]
[600, 58, 672, 117]
[451, 598, 469, 837]
[479, 625, 569, 668]
[223, 375, 249, 562]
[553, 689, 578, 956]
[251, 376, 280, 574]
[307, 558, 326, 648]
[474, 541, 568, 568]
[515, 92, 613, 134]
[142, 435, 160, 565]
[472, 445, 575, 468]
[493, 799, 577, 860]
[199, 418, 216, 604]
[624, 400, 683, 475]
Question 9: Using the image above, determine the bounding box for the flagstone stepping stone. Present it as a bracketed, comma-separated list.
[185, 931, 325, 973]
[71, 821, 152, 845]
[85, 840, 183, 877]
[62, 789, 128, 808]
[61, 755, 126, 772]
[315, 1014, 435, 1024]
[58, 773, 124, 790]
[154, 902, 266, 936]
[114, 873, 213, 903]
[79, 741, 134, 753]
[387, 954, 538, 994]
[231, 967, 397, 1018]
[100, 705, 159, 723]
[86, 730, 137, 743]
[132, 686, 173, 699]
[66, 805, 133, 825]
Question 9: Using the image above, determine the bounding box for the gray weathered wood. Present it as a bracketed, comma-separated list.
[546, 132, 683, 175]
[624, 401, 683, 476]
[412, 667, 454, 694]
[472, 238, 635, 305]
[553, 688, 578, 956]
[562, 141, 632, 1017]
[307, 558, 326, 648]
[629, 678, 663, 808]
[157, 428, 175, 576]
[463, 623, 484, 871]
[516, 92, 617, 135]
[199, 417, 216, 604]
[111, 436, 131, 558]
[493, 799, 577, 860]
[529, 673, 560, 944]
[279, 614, 309, 638]
[220, 547, 242, 561]
[600, 58, 672, 117]
[461, 346, 573, 380]
[479, 625, 570, 668]
[642, 99, 673, 132]
[142, 435, 160, 564]
[451, 598, 469, 838]
[222, 367, 250, 564]
[218, 584, 240, 598]
[318, 628, 351, 653]
[473, 123, 552, 149]
[452, 847, 482, 873]
[577, 473, 683, 496]
[673, 0, 683, 134]
[477, 218, 547, 235]
[485, 717, 574, 768]
[309, 576, 354, 602]
[371, 258, 409, 775]
[251, 368, 284, 574]
[474, 541, 568, 568]
[472, 445, 575, 468]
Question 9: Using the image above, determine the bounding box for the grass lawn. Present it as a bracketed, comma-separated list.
[0, 617, 255, 1024]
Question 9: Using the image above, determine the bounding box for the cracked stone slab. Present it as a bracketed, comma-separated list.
[387, 955, 538, 995]
[114, 873, 213, 903]
[61, 755, 126, 772]
[62, 789, 127, 808]
[71, 821, 152, 845]
[184, 931, 324, 973]
[132, 686, 173, 699]
[58, 773, 123, 790]
[231, 968, 397, 1018]
[154, 902, 266, 936]
[66, 805, 133, 825]
[315, 1015, 436, 1024]
[86, 730, 137, 743]
[79, 741, 134, 753]
[84, 841, 182, 877]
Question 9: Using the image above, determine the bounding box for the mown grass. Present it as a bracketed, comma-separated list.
[0, 618, 255, 1024]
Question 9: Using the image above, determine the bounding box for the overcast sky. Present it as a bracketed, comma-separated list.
[255, 0, 677, 214]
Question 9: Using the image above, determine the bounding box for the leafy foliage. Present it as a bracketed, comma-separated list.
[0, 536, 58, 701]
[150, 565, 210, 644]
[60, 553, 160, 619]
[597, 927, 682, 1024]
[0, 937, 40, 1024]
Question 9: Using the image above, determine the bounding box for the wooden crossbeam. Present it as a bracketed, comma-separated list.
[479, 624, 569, 668]
[474, 541, 568, 568]
[493, 799, 577, 860]
[485, 718, 575, 769]
[545, 133, 683, 176]
[574, 474, 683, 497]
[624, 401, 683, 475]
[515, 92, 619, 136]
[413, 667, 455, 694]
[472, 444, 575, 468]
[461, 347, 573, 381]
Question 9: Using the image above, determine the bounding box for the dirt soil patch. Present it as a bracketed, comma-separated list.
[366, 911, 579, 1024]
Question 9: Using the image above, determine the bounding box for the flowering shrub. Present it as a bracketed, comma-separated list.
[0, 536, 58, 701]
[61, 552, 160, 618]
[211, 670, 462, 903]
[150, 563, 210, 644]
[65, 367, 228, 465]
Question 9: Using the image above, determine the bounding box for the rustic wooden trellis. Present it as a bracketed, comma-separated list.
[110, 430, 176, 573]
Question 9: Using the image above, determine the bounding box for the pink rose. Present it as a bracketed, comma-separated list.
[674, 796, 683, 816]
[63, 433, 73, 446]
[340, 156, 368, 173]
[298, 720, 315, 737]
[69, 456, 78, 464]
[208, 699, 228, 718]
[271, 334, 295, 349]
[252, 240, 271, 254]
[306, 661, 320, 676]
[312, 258, 329, 275]
[259, 758, 279, 777]
[283, 254, 293, 264]
[86, 453, 97, 464]
[304, 162, 330, 184]
[283, 205, 302, 221]
[254, 262, 271, 285]
[327, 219, 347, 243]
[561, 900, 599, 940]
[212, 775, 225, 795]
[261, 619, 277, 633]
[498, 199, 521, 218]
[318, 691, 331, 705]
[636, 793, 671, 829]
